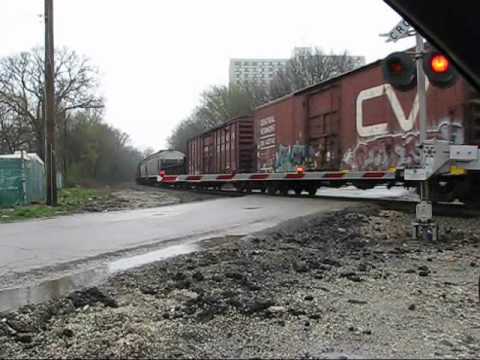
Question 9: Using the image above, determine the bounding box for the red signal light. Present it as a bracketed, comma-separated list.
[423, 51, 458, 88]
[382, 52, 417, 91]
[390, 62, 404, 74]
[431, 54, 449, 73]
[296, 167, 305, 175]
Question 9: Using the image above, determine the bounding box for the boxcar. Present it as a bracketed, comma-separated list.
[187, 116, 254, 174]
[254, 61, 480, 172]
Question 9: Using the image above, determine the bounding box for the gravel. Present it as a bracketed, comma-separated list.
[1, 205, 480, 359]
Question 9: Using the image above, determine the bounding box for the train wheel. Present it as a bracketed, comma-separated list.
[267, 186, 276, 195]
[307, 187, 317, 196]
[294, 187, 303, 196]
[280, 187, 289, 196]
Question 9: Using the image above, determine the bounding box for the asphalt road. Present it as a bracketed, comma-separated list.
[0, 196, 354, 287]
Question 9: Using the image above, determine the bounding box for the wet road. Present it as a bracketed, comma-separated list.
[0, 196, 354, 286]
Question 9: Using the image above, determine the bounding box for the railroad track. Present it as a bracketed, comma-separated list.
[148, 183, 480, 219]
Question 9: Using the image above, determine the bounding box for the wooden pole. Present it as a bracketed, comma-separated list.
[45, 0, 57, 206]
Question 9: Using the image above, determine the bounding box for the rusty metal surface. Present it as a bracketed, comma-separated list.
[187, 116, 254, 174]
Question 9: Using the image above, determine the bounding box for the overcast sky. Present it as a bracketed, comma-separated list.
[1, 0, 415, 151]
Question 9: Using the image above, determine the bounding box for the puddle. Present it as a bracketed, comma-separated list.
[108, 243, 198, 273]
[0, 243, 199, 313]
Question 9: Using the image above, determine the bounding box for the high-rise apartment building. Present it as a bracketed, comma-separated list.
[229, 58, 289, 87]
[229, 47, 366, 87]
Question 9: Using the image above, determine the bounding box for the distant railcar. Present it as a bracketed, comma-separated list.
[136, 150, 185, 184]
[187, 116, 254, 175]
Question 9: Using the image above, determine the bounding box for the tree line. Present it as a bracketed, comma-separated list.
[168, 48, 364, 152]
[0, 47, 143, 186]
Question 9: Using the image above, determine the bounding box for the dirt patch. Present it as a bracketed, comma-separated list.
[1, 206, 479, 358]
[80, 184, 222, 213]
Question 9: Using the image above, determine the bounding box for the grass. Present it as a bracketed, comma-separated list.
[0, 187, 113, 223]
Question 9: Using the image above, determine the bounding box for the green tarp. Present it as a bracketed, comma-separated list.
[0, 154, 46, 208]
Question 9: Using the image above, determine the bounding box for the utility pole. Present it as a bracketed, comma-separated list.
[45, 0, 57, 206]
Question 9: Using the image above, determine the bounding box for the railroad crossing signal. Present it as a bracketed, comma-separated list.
[382, 52, 417, 91]
[379, 19, 413, 43]
[383, 50, 458, 91]
[423, 52, 458, 88]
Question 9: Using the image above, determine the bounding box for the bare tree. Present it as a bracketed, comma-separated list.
[0, 47, 103, 159]
[269, 48, 365, 99]
[167, 83, 268, 153]
[0, 101, 33, 153]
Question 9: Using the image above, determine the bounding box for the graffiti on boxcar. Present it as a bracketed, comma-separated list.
[275, 144, 311, 172]
[352, 81, 464, 170]
[345, 120, 464, 170]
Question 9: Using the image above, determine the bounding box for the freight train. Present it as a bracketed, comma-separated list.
[137, 53, 480, 204]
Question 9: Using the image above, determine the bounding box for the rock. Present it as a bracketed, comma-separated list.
[309, 313, 321, 320]
[340, 272, 364, 282]
[294, 261, 309, 273]
[288, 308, 307, 316]
[348, 326, 356, 332]
[68, 287, 118, 308]
[226, 272, 245, 281]
[418, 271, 430, 277]
[347, 299, 368, 305]
[0, 321, 16, 336]
[304, 320, 310, 327]
[171, 289, 199, 302]
[172, 271, 187, 281]
[405, 269, 416, 274]
[304, 295, 314, 301]
[408, 304, 416, 311]
[463, 335, 476, 344]
[15, 333, 33, 344]
[276, 320, 286, 327]
[338, 228, 347, 233]
[62, 328, 74, 338]
[418, 265, 430, 272]
[245, 282, 261, 291]
[323, 259, 342, 267]
[174, 279, 192, 289]
[244, 299, 275, 314]
[440, 339, 454, 347]
[5, 318, 34, 334]
[362, 329, 372, 335]
[470, 262, 477, 267]
[267, 306, 287, 314]
[162, 312, 170, 320]
[211, 275, 223, 283]
[140, 286, 158, 295]
[192, 271, 205, 281]
[357, 263, 368, 272]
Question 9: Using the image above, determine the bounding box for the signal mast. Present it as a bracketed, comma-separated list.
[381, 21, 458, 241]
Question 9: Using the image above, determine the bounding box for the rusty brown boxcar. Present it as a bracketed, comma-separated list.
[254, 61, 479, 172]
[187, 116, 254, 174]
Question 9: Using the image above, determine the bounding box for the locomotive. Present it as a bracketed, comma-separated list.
[138, 51, 480, 204]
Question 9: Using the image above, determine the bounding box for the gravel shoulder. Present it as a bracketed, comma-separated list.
[1, 205, 479, 359]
